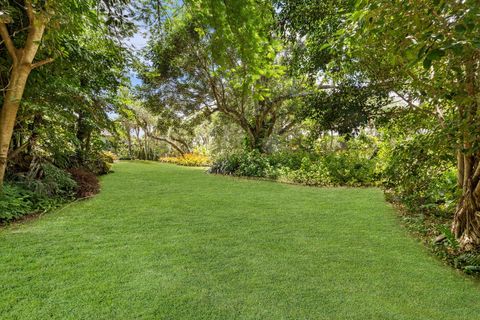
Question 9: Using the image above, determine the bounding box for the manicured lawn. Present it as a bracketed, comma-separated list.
[1, 161, 479, 319]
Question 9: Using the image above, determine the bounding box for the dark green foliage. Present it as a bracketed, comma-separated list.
[322, 151, 377, 185]
[209, 135, 378, 186]
[209, 150, 273, 178]
[85, 158, 113, 176]
[0, 184, 63, 223]
[14, 161, 77, 198]
[456, 253, 480, 275]
[1, 161, 76, 223]
[380, 117, 458, 215]
[0, 184, 35, 222]
[267, 151, 309, 170]
[38, 163, 78, 197]
[275, 0, 354, 76]
[276, 157, 331, 186]
[299, 83, 390, 136]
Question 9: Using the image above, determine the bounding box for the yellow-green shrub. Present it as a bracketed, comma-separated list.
[159, 153, 210, 167]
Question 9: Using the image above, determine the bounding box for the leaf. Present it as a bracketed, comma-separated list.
[454, 24, 467, 34]
[422, 48, 445, 69]
[319, 43, 331, 51]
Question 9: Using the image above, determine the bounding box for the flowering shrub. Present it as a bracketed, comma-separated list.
[160, 153, 211, 167]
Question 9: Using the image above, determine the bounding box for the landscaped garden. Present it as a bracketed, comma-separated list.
[1, 161, 480, 319]
[1, 0, 480, 318]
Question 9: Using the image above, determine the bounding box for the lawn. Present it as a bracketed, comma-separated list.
[1, 161, 479, 319]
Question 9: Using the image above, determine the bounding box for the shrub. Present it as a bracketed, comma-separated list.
[40, 163, 77, 197]
[236, 151, 272, 177]
[0, 184, 34, 222]
[380, 132, 457, 215]
[86, 158, 112, 175]
[16, 161, 77, 198]
[209, 143, 376, 186]
[277, 157, 331, 186]
[267, 151, 309, 170]
[0, 184, 62, 223]
[67, 168, 100, 198]
[102, 151, 118, 163]
[209, 150, 273, 177]
[208, 153, 242, 175]
[160, 153, 211, 167]
[323, 152, 377, 186]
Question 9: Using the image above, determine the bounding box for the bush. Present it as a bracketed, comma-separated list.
[16, 161, 77, 198]
[209, 150, 273, 177]
[86, 158, 112, 175]
[208, 153, 242, 175]
[267, 151, 309, 170]
[277, 157, 331, 186]
[0, 184, 62, 223]
[40, 163, 77, 197]
[323, 152, 377, 186]
[67, 168, 100, 198]
[0, 184, 35, 222]
[102, 151, 118, 163]
[236, 151, 272, 177]
[160, 153, 211, 167]
[380, 130, 457, 215]
[209, 138, 377, 186]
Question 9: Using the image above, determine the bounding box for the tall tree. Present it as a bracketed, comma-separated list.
[143, 0, 318, 152]
[0, 0, 132, 191]
[343, 0, 480, 249]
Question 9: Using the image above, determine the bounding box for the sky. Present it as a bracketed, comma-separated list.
[126, 25, 149, 87]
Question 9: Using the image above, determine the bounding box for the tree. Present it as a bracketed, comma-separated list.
[143, 0, 324, 152]
[298, 81, 389, 137]
[0, 0, 132, 191]
[275, 0, 390, 138]
[342, 0, 480, 249]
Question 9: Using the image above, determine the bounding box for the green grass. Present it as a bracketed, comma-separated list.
[1, 161, 479, 319]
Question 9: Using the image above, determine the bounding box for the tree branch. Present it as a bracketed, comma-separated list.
[278, 121, 296, 135]
[0, 22, 18, 64]
[148, 133, 186, 156]
[31, 58, 54, 69]
[25, 0, 35, 23]
[7, 142, 29, 160]
[170, 135, 191, 153]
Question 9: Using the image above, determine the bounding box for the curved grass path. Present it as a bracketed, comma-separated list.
[1, 161, 480, 319]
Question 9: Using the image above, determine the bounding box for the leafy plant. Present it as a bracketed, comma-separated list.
[67, 168, 100, 198]
[0, 183, 63, 223]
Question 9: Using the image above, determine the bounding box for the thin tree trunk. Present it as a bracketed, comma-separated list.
[0, 66, 32, 189]
[0, 5, 50, 191]
[126, 124, 133, 158]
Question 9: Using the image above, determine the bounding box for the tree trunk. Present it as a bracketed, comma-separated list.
[451, 57, 480, 250]
[0, 8, 49, 191]
[452, 153, 480, 250]
[126, 124, 133, 158]
[0, 65, 33, 190]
